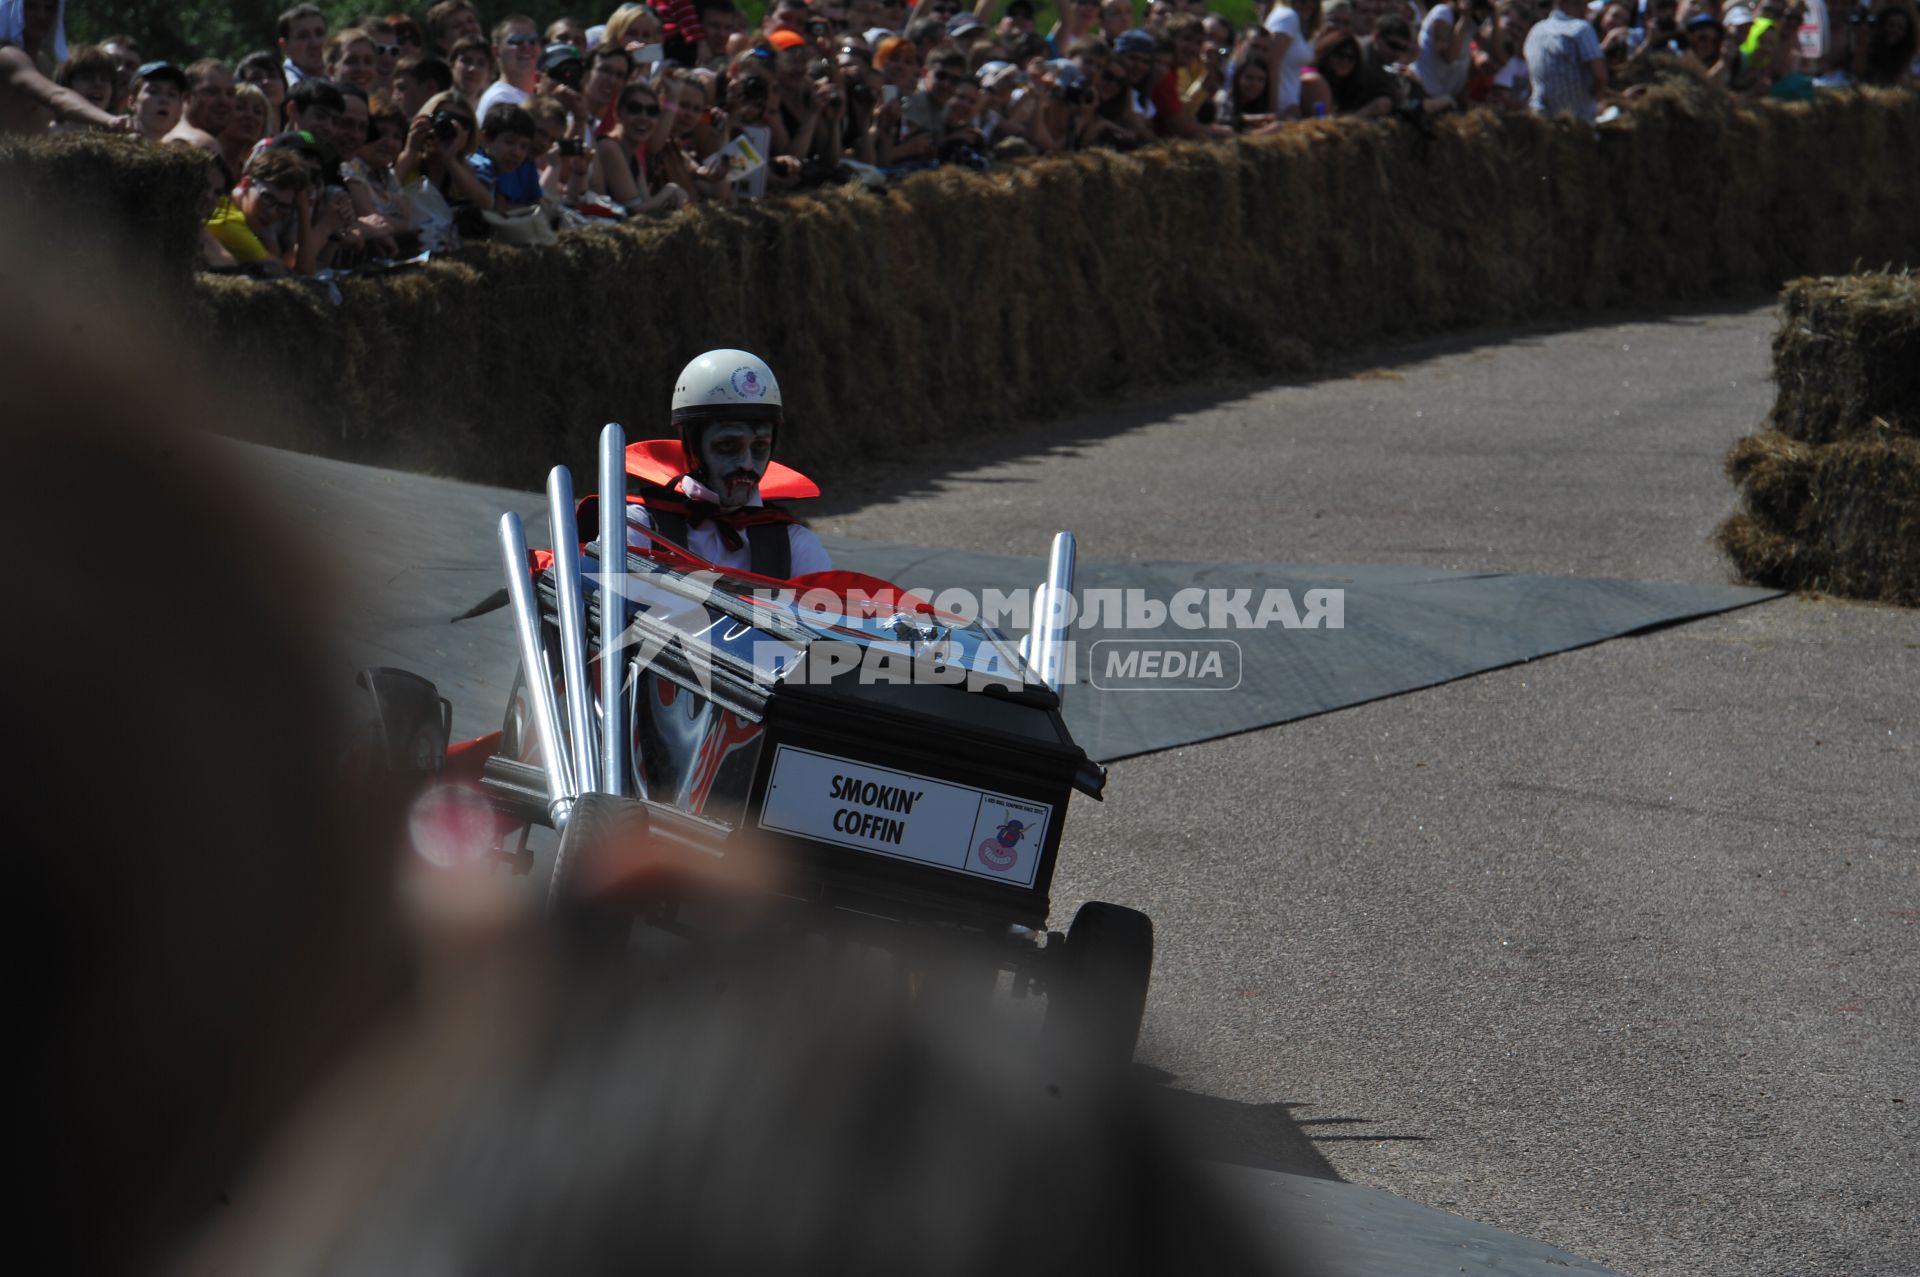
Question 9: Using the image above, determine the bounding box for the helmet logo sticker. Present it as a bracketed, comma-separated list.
[730, 367, 768, 399]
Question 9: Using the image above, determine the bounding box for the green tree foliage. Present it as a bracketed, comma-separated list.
[66, 2, 596, 64]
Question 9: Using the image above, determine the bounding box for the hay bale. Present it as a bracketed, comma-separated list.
[1718, 427, 1920, 606]
[0, 133, 210, 287]
[1770, 272, 1920, 444]
[166, 86, 1920, 487]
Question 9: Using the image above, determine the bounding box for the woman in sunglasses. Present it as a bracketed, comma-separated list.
[1310, 26, 1398, 115]
[592, 82, 691, 214]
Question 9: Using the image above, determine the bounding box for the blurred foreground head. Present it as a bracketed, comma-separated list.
[184, 942, 1281, 1277]
[3, 211, 405, 1273]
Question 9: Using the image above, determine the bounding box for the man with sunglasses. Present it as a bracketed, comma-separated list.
[476, 14, 543, 124]
[894, 45, 967, 161]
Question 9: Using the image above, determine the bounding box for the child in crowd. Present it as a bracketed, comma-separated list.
[467, 102, 543, 211]
[204, 146, 312, 273]
[52, 43, 116, 116]
[128, 60, 187, 141]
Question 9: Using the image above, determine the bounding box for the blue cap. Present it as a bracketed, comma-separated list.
[1115, 29, 1157, 55]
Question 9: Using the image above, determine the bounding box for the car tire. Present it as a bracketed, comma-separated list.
[1048, 901, 1154, 1063]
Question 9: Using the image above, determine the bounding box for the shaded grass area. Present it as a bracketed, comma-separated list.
[1719, 272, 1920, 607]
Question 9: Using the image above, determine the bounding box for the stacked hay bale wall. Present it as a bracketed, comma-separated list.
[6, 84, 1920, 487]
[1718, 273, 1920, 606]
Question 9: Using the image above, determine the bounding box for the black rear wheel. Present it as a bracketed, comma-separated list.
[1047, 901, 1155, 1063]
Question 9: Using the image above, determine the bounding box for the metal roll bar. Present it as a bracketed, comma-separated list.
[547, 466, 600, 795]
[1032, 531, 1076, 698]
[498, 511, 576, 829]
[597, 423, 629, 797]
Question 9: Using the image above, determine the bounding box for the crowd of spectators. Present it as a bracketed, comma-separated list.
[3, 0, 1915, 274]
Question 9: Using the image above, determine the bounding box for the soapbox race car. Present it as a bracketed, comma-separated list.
[455, 426, 1156, 1059]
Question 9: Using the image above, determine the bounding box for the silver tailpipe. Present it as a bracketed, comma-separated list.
[597, 423, 628, 797]
[498, 511, 575, 828]
[547, 466, 599, 795]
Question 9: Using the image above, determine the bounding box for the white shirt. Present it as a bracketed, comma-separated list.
[475, 80, 530, 126]
[627, 501, 832, 579]
[1262, 5, 1315, 113]
[1415, 4, 1473, 98]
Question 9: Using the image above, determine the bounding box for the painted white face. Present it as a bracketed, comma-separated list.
[699, 422, 774, 510]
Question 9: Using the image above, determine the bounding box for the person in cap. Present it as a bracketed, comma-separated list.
[624, 350, 831, 580]
[948, 11, 989, 51]
[129, 59, 189, 140]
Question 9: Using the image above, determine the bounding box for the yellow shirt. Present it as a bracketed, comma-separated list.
[205, 196, 270, 265]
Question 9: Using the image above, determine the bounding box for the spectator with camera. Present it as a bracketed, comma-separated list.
[278, 4, 327, 87]
[165, 58, 236, 159]
[396, 90, 491, 227]
[655, 66, 738, 203]
[521, 94, 591, 205]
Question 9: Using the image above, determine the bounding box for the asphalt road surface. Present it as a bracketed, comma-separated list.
[815, 303, 1918, 1277]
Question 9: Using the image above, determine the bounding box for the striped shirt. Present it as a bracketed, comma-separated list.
[1524, 10, 1603, 120]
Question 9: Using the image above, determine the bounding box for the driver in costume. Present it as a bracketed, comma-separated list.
[625, 349, 832, 580]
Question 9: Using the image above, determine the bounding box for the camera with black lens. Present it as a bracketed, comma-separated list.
[737, 75, 769, 101]
[1053, 80, 1093, 105]
[429, 108, 460, 145]
[847, 78, 874, 107]
[807, 18, 833, 38]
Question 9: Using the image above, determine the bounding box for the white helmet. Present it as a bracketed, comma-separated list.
[670, 349, 784, 428]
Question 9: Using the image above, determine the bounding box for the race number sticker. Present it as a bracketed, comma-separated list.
[759, 746, 1051, 887]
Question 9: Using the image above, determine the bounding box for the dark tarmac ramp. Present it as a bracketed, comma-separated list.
[240, 443, 1774, 759]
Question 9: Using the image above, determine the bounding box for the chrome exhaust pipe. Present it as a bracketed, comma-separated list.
[498, 511, 575, 828]
[597, 423, 628, 797]
[547, 466, 599, 795]
[1033, 531, 1076, 696]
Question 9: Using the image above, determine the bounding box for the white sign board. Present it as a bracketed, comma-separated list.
[758, 745, 1051, 887]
